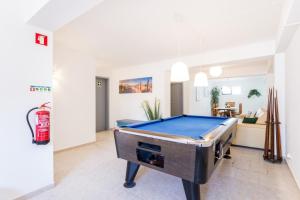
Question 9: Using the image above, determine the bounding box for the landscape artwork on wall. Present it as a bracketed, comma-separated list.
[119, 77, 152, 94]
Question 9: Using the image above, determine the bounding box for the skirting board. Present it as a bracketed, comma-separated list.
[14, 184, 54, 200]
[231, 144, 264, 151]
[286, 159, 300, 190]
[55, 140, 96, 153]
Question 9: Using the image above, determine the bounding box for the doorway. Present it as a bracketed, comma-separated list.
[96, 77, 109, 132]
[170, 82, 184, 116]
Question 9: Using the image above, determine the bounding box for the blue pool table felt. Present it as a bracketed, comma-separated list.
[126, 115, 228, 139]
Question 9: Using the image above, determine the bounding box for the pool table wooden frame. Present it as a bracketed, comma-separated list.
[114, 116, 238, 200]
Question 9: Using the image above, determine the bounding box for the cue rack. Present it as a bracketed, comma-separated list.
[263, 87, 282, 163]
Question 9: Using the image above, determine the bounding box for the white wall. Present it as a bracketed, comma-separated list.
[109, 67, 170, 128]
[0, 2, 53, 199]
[106, 63, 271, 128]
[96, 67, 112, 79]
[53, 42, 96, 151]
[273, 53, 287, 157]
[104, 41, 275, 128]
[185, 75, 270, 116]
[285, 26, 300, 188]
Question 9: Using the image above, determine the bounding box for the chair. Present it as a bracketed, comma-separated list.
[225, 101, 236, 107]
[237, 103, 243, 115]
[230, 103, 242, 118]
[225, 102, 236, 117]
[211, 107, 218, 116]
[217, 109, 226, 117]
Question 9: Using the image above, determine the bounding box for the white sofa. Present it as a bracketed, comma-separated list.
[232, 108, 267, 149]
[232, 121, 265, 149]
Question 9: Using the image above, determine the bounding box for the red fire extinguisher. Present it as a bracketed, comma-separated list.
[26, 102, 51, 145]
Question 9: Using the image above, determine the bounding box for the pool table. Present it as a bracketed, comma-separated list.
[114, 115, 238, 200]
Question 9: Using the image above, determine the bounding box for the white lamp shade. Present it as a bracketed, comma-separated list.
[170, 62, 190, 82]
[209, 66, 223, 77]
[194, 72, 208, 87]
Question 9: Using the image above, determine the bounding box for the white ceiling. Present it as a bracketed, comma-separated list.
[55, 0, 284, 68]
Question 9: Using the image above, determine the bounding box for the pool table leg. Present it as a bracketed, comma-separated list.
[123, 161, 140, 188]
[224, 147, 231, 159]
[182, 179, 201, 200]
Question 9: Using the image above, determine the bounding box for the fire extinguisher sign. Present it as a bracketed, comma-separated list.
[35, 33, 48, 46]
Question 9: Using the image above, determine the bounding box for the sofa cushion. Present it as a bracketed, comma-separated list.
[256, 112, 267, 125]
[256, 108, 265, 118]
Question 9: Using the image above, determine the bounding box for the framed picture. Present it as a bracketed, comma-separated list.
[196, 88, 201, 101]
[119, 77, 152, 94]
[196, 87, 209, 101]
[221, 86, 232, 95]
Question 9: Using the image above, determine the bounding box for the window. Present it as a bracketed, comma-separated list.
[232, 86, 241, 95]
[221, 86, 231, 95]
[221, 86, 241, 95]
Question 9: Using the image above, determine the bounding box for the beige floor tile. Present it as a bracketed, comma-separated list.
[29, 130, 300, 200]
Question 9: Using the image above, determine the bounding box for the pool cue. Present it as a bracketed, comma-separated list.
[275, 91, 282, 161]
[270, 88, 275, 160]
[269, 88, 274, 159]
[264, 88, 271, 159]
[268, 88, 273, 159]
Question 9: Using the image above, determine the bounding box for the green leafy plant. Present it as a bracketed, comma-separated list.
[248, 89, 261, 98]
[210, 87, 220, 116]
[210, 87, 220, 105]
[142, 98, 162, 120]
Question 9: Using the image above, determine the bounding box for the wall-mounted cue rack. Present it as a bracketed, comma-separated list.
[263, 87, 282, 163]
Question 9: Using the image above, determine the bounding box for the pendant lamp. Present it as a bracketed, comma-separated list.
[194, 72, 208, 87]
[171, 62, 190, 82]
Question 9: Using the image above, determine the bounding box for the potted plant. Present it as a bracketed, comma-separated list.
[248, 89, 261, 98]
[142, 98, 162, 120]
[210, 87, 220, 116]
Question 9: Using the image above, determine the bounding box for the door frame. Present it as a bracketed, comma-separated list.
[96, 76, 110, 131]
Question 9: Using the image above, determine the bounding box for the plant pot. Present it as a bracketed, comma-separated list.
[211, 103, 218, 116]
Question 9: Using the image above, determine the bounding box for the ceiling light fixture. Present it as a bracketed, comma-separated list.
[170, 13, 190, 82]
[209, 66, 223, 77]
[171, 62, 190, 82]
[194, 72, 208, 87]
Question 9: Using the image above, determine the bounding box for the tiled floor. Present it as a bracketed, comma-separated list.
[29, 130, 300, 200]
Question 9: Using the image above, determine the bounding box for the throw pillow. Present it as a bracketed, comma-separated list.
[256, 112, 267, 124]
[242, 117, 258, 124]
